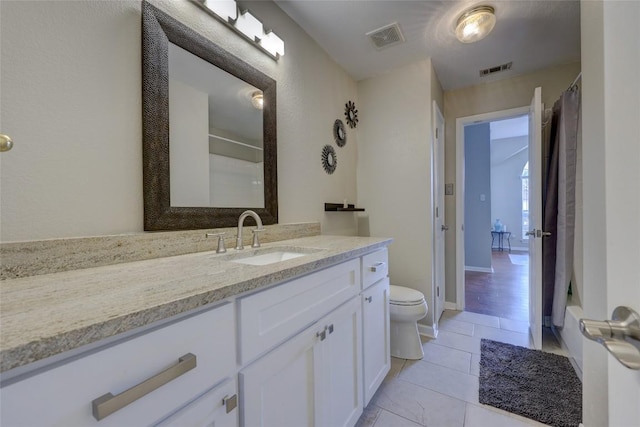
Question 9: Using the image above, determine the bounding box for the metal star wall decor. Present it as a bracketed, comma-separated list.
[344, 100, 359, 128]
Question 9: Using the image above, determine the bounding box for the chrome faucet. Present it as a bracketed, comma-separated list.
[235, 210, 265, 250]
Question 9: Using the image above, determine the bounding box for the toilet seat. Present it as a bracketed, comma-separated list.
[389, 285, 426, 306]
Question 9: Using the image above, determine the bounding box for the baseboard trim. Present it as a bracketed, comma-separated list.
[418, 324, 436, 338]
[510, 246, 529, 252]
[464, 265, 494, 273]
[444, 302, 457, 311]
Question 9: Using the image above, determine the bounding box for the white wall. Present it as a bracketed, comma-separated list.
[209, 154, 264, 208]
[169, 79, 210, 207]
[0, 0, 359, 242]
[357, 59, 439, 329]
[464, 123, 492, 270]
[443, 62, 581, 303]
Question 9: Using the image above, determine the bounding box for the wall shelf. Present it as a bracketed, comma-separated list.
[324, 203, 365, 212]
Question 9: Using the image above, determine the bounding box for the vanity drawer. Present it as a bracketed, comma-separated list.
[238, 258, 360, 365]
[0, 303, 236, 427]
[362, 248, 389, 289]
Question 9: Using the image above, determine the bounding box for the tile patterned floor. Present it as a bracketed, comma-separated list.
[356, 310, 568, 427]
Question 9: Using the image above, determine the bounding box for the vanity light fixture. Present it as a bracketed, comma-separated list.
[194, 0, 285, 60]
[251, 91, 264, 110]
[233, 9, 263, 40]
[259, 30, 285, 58]
[455, 5, 496, 43]
[202, 0, 237, 21]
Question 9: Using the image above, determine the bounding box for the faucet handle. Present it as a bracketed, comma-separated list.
[206, 232, 227, 254]
[251, 228, 265, 248]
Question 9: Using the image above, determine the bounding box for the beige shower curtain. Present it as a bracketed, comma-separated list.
[542, 87, 581, 328]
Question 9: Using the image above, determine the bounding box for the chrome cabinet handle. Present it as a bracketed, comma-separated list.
[92, 353, 197, 420]
[580, 307, 640, 370]
[369, 262, 386, 272]
[441, 225, 449, 231]
[317, 329, 326, 341]
[365, 296, 373, 303]
[222, 394, 238, 414]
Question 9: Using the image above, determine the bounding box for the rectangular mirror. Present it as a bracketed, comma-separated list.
[169, 42, 265, 208]
[142, 1, 277, 230]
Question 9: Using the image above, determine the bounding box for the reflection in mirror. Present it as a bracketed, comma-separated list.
[168, 43, 264, 208]
[142, 1, 277, 231]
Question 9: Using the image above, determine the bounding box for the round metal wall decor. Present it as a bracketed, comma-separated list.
[321, 145, 337, 174]
[333, 119, 347, 147]
[344, 100, 359, 128]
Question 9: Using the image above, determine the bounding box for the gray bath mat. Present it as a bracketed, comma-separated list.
[479, 339, 582, 427]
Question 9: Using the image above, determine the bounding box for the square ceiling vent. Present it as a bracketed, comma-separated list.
[366, 22, 405, 50]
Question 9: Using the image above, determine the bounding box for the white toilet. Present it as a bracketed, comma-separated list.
[389, 285, 428, 360]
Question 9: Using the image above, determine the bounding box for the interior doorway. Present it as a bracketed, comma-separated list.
[455, 107, 532, 322]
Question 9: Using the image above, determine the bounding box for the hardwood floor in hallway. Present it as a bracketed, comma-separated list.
[465, 250, 529, 321]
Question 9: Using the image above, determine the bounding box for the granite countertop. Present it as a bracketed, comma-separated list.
[0, 235, 391, 373]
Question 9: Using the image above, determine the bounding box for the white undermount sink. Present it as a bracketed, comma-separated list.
[229, 247, 319, 266]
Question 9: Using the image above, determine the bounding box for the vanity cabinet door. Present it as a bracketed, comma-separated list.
[318, 297, 363, 427]
[239, 296, 363, 427]
[239, 319, 323, 427]
[362, 277, 390, 406]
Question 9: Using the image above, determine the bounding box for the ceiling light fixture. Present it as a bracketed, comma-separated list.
[251, 91, 264, 110]
[455, 5, 496, 43]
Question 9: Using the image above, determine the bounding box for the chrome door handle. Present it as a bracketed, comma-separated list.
[580, 306, 640, 370]
[441, 225, 449, 231]
[92, 353, 197, 420]
[525, 229, 552, 238]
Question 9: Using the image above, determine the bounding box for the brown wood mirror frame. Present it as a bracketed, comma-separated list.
[142, 1, 277, 231]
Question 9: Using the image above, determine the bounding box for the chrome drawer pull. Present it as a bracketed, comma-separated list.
[92, 353, 197, 421]
[369, 262, 386, 272]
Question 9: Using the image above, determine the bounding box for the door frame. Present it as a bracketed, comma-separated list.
[432, 100, 445, 333]
[455, 106, 531, 310]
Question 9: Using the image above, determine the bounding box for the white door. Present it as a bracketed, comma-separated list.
[581, 1, 640, 426]
[528, 87, 543, 350]
[432, 101, 446, 327]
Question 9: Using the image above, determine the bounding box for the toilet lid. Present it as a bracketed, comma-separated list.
[389, 285, 425, 305]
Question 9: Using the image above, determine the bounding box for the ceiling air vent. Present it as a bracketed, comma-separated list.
[366, 22, 405, 50]
[479, 62, 513, 77]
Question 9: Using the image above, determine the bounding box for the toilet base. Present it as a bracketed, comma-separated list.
[390, 320, 424, 360]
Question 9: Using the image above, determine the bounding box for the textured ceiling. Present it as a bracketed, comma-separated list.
[274, 0, 581, 90]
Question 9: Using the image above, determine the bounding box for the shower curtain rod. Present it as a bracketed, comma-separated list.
[568, 72, 582, 90]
